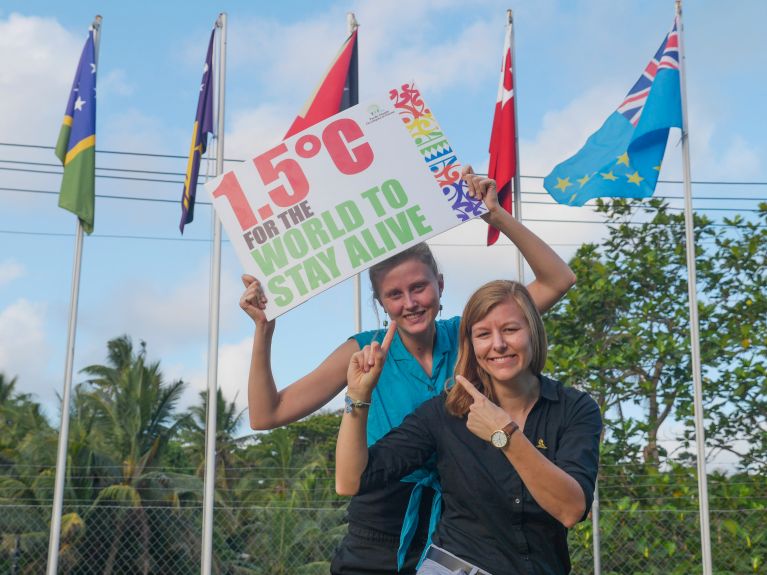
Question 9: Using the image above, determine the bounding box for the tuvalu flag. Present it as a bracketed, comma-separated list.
[284, 26, 358, 138]
[179, 27, 215, 234]
[544, 18, 682, 206]
[487, 18, 516, 245]
[55, 27, 98, 234]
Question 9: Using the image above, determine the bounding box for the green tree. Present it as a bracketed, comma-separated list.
[72, 336, 198, 575]
[179, 388, 251, 494]
[0, 374, 68, 573]
[227, 415, 345, 575]
[693, 204, 767, 471]
[543, 198, 764, 467]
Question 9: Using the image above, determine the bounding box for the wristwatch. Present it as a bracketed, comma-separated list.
[490, 421, 519, 449]
[344, 394, 371, 413]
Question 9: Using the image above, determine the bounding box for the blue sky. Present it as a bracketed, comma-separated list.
[1, 1, 765, 445]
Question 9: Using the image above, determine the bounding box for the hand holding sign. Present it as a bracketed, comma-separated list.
[462, 165, 500, 221]
[346, 321, 397, 402]
[455, 375, 513, 442]
[240, 274, 274, 331]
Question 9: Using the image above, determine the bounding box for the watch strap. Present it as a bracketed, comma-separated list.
[502, 421, 519, 438]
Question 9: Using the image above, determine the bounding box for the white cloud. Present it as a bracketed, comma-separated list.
[0, 298, 51, 396]
[520, 82, 624, 179]
[359, 18, 498, 95]
[684, 118, 763, 181]
[99, 68, 134, 98]
[84, 256, 245, 361]
[99, 108, 175, 154]
[0, 260, 24, 286]
[717, 136, 761, 177]
[0, 13, 132, 145]
[87, 267, 208, 356]
[225, 104, 293, 161]
[223, 3, 500, 158]
[0, 13, 81, 142]
[216, 337, 252, 414]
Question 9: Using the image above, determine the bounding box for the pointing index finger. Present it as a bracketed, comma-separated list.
[456, 374, 483, 400]
[381, 320, 397, 355]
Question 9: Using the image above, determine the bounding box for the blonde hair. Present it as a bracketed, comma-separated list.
[368, 242, 440, 303]
[445, 280, 547, 417]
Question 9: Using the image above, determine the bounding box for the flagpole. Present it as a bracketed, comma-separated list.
[675, 2, 713, 574]
[348, 11, 362, 333]
[508, 9, 524, 284]
[201, 12, 226, 575]
[46, 16, 101, 575]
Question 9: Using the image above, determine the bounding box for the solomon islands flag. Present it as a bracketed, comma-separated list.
[55, 27, 98, 233]
[544, 18, 682, 206]
[180, 27, 215, 233]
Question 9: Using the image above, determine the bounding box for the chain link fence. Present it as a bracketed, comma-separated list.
[1, 479, 764, 573]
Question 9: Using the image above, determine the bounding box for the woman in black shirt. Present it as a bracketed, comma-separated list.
[336, 280, 601, 574]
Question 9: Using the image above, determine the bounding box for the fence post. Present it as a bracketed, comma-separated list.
[592, 481, 601, 575]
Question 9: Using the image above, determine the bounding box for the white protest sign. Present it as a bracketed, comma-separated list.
[207, 83, 486, 319]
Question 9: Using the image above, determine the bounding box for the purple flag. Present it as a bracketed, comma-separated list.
[180, 27, 215, 233]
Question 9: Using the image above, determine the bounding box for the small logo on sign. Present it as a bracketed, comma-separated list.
[366, 103, 395, 125]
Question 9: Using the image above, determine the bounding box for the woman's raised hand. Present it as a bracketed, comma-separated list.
[462, 165, 499, 215]
[240, 274, 275, 330]
[346, 321, 397, 401]
[456, 375, 514, 442]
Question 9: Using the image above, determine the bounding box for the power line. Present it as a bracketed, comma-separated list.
[0, 186, 205, 205]
[0, 158, 188, 177]
[0, 217, 761, 242]
[3, 141, 767, 186]
[0, 229, 214, 242]
[2, 186, 765, 214]
[0, 165, 183, 185]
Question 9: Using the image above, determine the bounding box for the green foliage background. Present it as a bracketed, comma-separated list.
[0, 200, 765, 573]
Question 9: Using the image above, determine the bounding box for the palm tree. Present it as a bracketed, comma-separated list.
[0, 373, 37, 466]
[229, 421, 345, 575]
[0, 373, 82, 573]
[178, 389, 261, 573]
[81, 336, 186, 484]
[180, 388, 251, 494]
[71, 336, 197, 575]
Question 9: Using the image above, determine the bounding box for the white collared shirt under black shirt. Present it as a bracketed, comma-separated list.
[358, 375, 602, 575]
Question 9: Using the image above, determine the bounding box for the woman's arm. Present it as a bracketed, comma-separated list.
[241, 275, 358, 430]
[456, 377, 598, 528]
[462, 167, 576, 313]
[335, 390, 372, 496]
[335, 324, 396, 496]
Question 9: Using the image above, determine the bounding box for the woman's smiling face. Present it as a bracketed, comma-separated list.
[377, 258, 443, 339]
[470, 298, 533, 386]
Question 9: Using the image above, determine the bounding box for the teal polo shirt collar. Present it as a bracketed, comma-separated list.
[387, 321, 454, 391]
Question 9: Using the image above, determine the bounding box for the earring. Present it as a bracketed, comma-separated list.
[383, 309, 389, 328]
[439, 303, 443, 317]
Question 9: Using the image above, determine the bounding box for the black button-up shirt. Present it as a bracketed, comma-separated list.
[359, 375, 602, 574]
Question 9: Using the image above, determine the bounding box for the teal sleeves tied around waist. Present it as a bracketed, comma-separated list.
[397, 469, 442, 570]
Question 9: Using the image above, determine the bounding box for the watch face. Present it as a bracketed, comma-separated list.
[491, 430, 508, 448]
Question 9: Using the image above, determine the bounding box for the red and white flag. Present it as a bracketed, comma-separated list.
[284, 27, 358, 138]
[487, 21, 516, 246]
